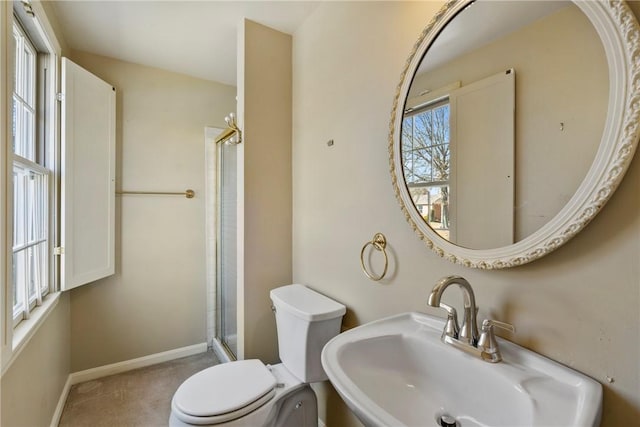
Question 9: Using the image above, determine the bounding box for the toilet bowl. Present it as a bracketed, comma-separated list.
[169, 284, 346, 427]
[170, 362, 316, 427]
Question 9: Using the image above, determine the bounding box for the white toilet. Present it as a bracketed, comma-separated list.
[170, 284, 346, 427]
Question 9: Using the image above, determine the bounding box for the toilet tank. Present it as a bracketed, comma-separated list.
[270, 284, 346, 383]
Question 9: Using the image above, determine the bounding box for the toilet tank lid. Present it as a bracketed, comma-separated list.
[270, 284, 346, 321]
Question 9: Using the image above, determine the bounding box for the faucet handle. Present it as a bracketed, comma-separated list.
[439, 303, 459, 339]
[482, 319, 515, 333]
[477, 319, 515, 361]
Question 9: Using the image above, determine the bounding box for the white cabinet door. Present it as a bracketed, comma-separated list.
[60, 58, 116, 291]
[449, 70, 515, 248]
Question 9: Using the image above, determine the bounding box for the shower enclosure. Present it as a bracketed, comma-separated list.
[206, 116, 241, 361]
[216, 138, 238, 358]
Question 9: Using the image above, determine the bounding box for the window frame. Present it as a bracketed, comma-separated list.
[11, 18, 53, 328]
[12, 20, 37, 161]
[402, 98, 451, 237]
[11, 158, 50, 327]
[2, 0, 62, 371]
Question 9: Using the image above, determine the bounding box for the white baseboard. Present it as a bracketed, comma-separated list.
[50, 375, 73, 427]
[68, 342, 208, 385]
[50, 342, 207, 427]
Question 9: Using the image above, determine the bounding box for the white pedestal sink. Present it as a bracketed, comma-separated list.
[321, 312, 602, 427]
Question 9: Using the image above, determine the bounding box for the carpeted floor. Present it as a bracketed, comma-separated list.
[58, 351, 219, 427]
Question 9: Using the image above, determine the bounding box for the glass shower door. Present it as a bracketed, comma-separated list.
[216, 141, 237, 358]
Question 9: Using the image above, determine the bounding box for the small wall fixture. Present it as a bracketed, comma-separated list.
[215, 113, 242, 145]
[360, 233, 388, 281]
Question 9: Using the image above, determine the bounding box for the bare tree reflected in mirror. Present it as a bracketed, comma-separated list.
[402, 101, 450, 239]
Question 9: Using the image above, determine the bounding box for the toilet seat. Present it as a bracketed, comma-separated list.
[172, 359, 277, 425]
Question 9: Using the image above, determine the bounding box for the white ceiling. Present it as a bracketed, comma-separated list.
[50, 1, 321, 86]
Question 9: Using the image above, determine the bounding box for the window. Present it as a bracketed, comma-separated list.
[402, 99, 450, 240]
[3, 3, 113, 363]
[11, 16, 54, 328]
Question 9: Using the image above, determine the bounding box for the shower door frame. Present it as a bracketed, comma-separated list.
[205, 126, 237, 363]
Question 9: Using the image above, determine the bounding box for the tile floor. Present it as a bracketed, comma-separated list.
[58, 351, 219, 427]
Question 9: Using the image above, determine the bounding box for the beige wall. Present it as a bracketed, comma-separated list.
[67, 51, 236, 371]
[237, 20, 293, 362]
[292, 2, 639, 426]
[1, 295, 71, 427]
[409, 4, 607, 241]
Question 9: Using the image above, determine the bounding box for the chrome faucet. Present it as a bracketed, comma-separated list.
[428, 275, 514, 363]
[428, 275, 479, 344]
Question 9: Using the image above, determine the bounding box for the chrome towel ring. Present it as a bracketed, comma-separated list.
[360, 233, 388, 281]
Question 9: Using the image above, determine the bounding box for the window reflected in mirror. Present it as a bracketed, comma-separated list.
[402, 100, 450, 240]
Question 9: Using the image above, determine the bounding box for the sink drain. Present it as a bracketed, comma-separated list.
[438, 414, 457, 427]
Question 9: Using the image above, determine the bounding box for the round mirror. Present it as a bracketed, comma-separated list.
[390, 0, 640, 268]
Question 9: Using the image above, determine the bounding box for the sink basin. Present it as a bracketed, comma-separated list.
[321, 312, 602, 427]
